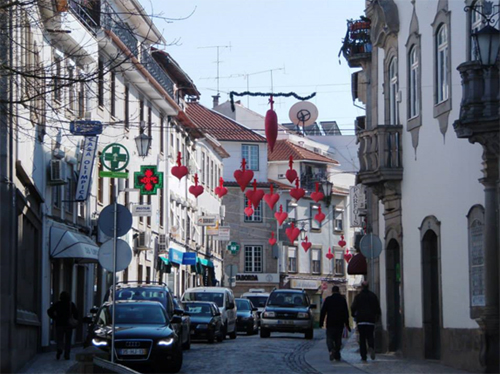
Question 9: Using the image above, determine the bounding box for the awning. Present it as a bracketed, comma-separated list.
[200, 258, 214, 268]
[158, 256, 172, 273]
[50, 226, 99, 263]
[191, 257, 203, 275]
[347, 253, 367, 275]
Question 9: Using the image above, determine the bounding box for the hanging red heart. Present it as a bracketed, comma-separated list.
[171, 152, 189, 180]
[310, 182, 325, 203]
[214, 177, 228, 198]
[326, 247, 334, 260]
[244, 199, 254, 217]
[269, 232, 277, 246]
[189, 174, 204, 198]
[234, 158, 254, 191]
[314, 205, 326, 224]
[245, 179, 265, 208]
[344, 248, 352, 262]
[274, 204, 288, 226]
[285, 156, 298, 183]
[338, 235, 346, 248]
[265, 96, 278, 153]
[301, 236, 312, 252]
[286, 222, 300, 243]
[264, 184, 280, 210]
[290, 178, 305, 202]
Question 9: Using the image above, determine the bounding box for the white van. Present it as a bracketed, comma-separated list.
[181, 287, 237, 339]
[240, 289, 270, 319]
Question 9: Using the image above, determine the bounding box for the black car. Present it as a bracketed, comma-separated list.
[89, 300, 183, 373]
[235, 298, 259, 335]
[184, 301, 224, 343]
[173, 297, 191, 350]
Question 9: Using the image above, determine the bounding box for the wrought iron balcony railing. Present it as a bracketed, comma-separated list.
[101, 2, 139, 57]
[141, 47, 175, 98]
[69, 0, 100, 31]
[340, 18, 372, 68]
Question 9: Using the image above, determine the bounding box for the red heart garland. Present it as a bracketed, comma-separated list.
[314, 205, 326, 224]
[301, 236, 312, 252]
[265, 96, 278, 153]
[171, 152, 189, 180]
[285, 222, 300, 243]
[269, 232, 277, 246]
[285, 156, 297, 183]
[344, 248, 352, 262]
[310, 182, 325, 203]
[338, 235, 346, 248]
[326, 247, 334, 260]
[244, 199, 254, 217]
[188, 174, 204, 198]
[274, 204, 288, 226]
[290, 178, 305, 202]
[245, 179, 265, 208]
[263, 184, 279, 210]
[234, 158, 254, 191]
[214, 177, 228, 198]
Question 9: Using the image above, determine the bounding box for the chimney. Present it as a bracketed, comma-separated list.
[212, 94, 220, 108]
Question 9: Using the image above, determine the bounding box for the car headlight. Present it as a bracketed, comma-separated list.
[263, 311, 275, 318]
[297, 312, 309, 319]
[92, 338, 108, 347]
[158, 338, 174, 346]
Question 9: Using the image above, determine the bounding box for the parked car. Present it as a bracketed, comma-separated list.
[182, 287, 237, 339]
[183, 301, 224, 344]
[240, 289, 270, 323]
[87, 300, 183, 373]
[260, 289, 316, 339]
[235, 298, 259, 335]
[173, 297, 191, 350]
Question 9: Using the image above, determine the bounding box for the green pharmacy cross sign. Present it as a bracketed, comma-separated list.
[134, 165, 164, 195]
[227, 241, 240, 255]
[101, 143, 129, 171]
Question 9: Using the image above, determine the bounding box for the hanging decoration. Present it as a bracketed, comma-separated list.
[338, 235, 346, 248]
[229, 90, 316, 112]
[264, 184, 280, 210]
[214, 177, 228, 198]
[274, 204, 288, 226]
[265, 96, 278, 153]
[290, 178, 305, 202]
[285, 156, 298, 183]
[188, 174, 204, 198]
[310, 182, 325, 203]
[344, 248, 353, 262]
[326, 247, 334, 260]
[234, 158, 254, 191]
[314, 205, 326, 224]
[269, 232, 277, 246]
[285, 222, 300, 243]
[171, 152, 189, 180]
[245, 179, 265, 208]
[244, 199, 254, 217]
[301, 236, 312, 252]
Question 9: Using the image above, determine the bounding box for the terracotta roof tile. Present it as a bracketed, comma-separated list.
[186, 102, 266, 143]
[268, 140, 339, 164]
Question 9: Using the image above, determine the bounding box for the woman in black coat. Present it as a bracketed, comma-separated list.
[47, 291, 78, 360]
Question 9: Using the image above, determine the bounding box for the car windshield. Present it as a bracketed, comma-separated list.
[115, 288, 166, 305]
[183, 292, 224, 307]
[246, 296, 268, 308]
[236, 299, 250, 311]
[268, 293, 306, 307]
[105, 304, 167, 325]
[185, 303, 212, 316]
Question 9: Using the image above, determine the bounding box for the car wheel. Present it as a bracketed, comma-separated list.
[208, 331, 215, 344]
[165, 345, 183, 373]
[222, 323, 227, 339]
[182, 332, 191, 350]
[229, 327, 237, 339]
[305, 329, 314, 340]
[247, 324, 253, 335]
[260, 327, 270, 338]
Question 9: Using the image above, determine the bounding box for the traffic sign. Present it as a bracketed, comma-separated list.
[227, 241, 240, 255]
[98, 204, 133, 237]
[225, 264, 238, 278]
[101, 143, 129, 171]
[359, 233, 383, 259]
[98, 239, 132, 272]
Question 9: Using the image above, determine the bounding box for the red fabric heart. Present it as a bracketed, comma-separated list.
[286, 169, 298, 184]
[245, 189, 265, 208]
[264, 193, 279, 210]
[171, 165, 188, 180]
[189, 185, 204, 198]
[234, 169, 254, 191]
[326, 247, 334, 260]
[310, 191, 324, 203]
[214, 186, 228, 198]
[344, 249, 352, 262]
[265, 98, 278, 153]
[314, 210, 326, 224]
[244, 206, 254, 217]
[338, 235, 346, 248]
[286, 224, 300, 243]
[301, 241, 312, 252]
[269, 237, 277, 246]
[290, 187, 305, 202]
[274, 205, 288, 226]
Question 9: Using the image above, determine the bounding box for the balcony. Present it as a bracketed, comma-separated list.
[340, 18, 372, 68]
[357, 125, 403, 186]
[101, 1, 138, 57]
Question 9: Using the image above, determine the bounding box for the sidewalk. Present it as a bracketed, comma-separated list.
[306, 329, 472, 374]
[19, 346, 85, 374]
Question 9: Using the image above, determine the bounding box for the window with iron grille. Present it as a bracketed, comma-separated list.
[244, 245, 262, 272]
[288, 247, 297, 273]
[242, 144, 259, 170]
[244, 197, 262, 222]
[311, 248, 321, 274]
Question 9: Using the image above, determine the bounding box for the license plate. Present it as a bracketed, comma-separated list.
[277, 320, 294, 325]
[120, 348, 146, 355]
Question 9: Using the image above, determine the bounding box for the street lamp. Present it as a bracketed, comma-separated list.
[322, 180, 333, 206]
[473, 24, 500, 67]
[135, 132, 152, 158]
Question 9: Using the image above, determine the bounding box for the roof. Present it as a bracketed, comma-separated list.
[268, 140, 339, 165]
[186, 102, 267, 143]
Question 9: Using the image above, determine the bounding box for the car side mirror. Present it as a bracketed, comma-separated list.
[90, 307, 98, 314]
[252, 307, 258, 312]
[174, 307, 184, 315]
[228, 302, 235, 309]
[171, 315, 182, 324]
[215, 311, 221, 316]
[82, 316, 93, 324]
[310, 304, 317, 309]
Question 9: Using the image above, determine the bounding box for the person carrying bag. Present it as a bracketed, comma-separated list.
[47, 291, 78, 360]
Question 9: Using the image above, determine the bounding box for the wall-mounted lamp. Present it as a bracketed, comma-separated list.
[466, 2, 500, 67]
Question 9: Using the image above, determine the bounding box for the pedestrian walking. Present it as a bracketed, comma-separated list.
[350, 281, 381, 362]
[319, 286, 350, 362]
[47, 291, 78, 360]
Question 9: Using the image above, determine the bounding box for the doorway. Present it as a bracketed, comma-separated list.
[386, 239, 402, 351]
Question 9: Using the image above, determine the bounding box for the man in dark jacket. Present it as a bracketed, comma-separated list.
[351, 281, 381, 361]
[320, 286, 350, 361]
[47, 291, 78, 360]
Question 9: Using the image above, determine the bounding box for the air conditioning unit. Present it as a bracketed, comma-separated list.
[137, 230, 150, 249]
[158, 234, 167, 252]
[48, 159, 67, 185]
[277, 174, 286, 179]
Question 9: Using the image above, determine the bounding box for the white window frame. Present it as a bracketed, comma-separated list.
[409, 46, 419, 119]
[244, 197, 262, 222]
[334, 209, 344, 232]
[334, 250, 345, 276]
[244, 245, 263, 273]
[311, 248, 321, 274]
[436, 25, 449, 104]
[242, 144, 259, 171]
[288, 246, 297, 273]
[389, 57, 398, 125]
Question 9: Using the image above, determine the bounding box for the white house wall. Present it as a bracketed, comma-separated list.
[220, 141, 268, 182]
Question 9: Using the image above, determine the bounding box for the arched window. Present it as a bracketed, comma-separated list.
[409, 46, 419, 118]
[389, 57, 398, 124]
[436, 25, 449, 103]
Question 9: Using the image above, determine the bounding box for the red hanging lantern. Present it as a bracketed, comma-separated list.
[264, 184, 280, 210]
[214, 177, 228, 198]
[344, 248, 353, 262]
[245, 179, 265, 208]
[285, 222, 300, 243]
[310, 182, 325, 203]
[188, 174, 204, 198]
[265, 96, 278, 153]
[301, 236, 312, 252]
[274, 204, 288, 226]
[290, 178, 305, 202]
[314, 205, 326, 224]
[338, 235, 346, 248]
[234, 158, 254, 191]
[269, 232, 277, 246]
[285, 156, 298, 183]
[326, 247, 334, 260]
[244, 199, 254, 217]
[171, 152, 189, 180]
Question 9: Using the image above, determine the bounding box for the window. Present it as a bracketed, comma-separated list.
[68, 63, 77, 112]
[288, 247, 297, 273]
[245, 245, 262, 272]
[244, 197, 262, 222]
[311, 248, 321, 274]
[210, 160, 214, 192]
[98, 57, 104, 107]
[53, 50, 63, 103]
[334, 210, 344, 232]
[97, 154, 103, 204]
[160, 115, 164, 154]
[242, 144, 259, 171]
[65, 165, 74, 215]
[310, 203, 321, 230]
[436, 25, 449, 104]
[389, 57, 398, 125]
[78, 74, 85, 119]
[147, 195, 152, 226]
[409, 46, 419, 118]
[124, 85, 129, 130]
[52, 185, 61, 210]
[147, 105, 152, 139]
[139, 194, 144, 224]
[110, 71, 116, 117]
[334, 250, 345, 276]
[201, 152, 206, 184]
[470, 0, 484, 60]
[139, 98, 144, 124]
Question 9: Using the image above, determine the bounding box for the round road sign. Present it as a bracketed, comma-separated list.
[359, 233, 383, 259]
[98, 239, 132, 272]
[98, 204, 133, 237]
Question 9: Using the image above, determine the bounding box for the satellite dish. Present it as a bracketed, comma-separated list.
[288, 101, 319, 127]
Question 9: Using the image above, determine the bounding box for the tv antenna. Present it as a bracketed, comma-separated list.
[198, 43, 232, 98]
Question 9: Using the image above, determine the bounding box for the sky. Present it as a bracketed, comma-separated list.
[142, 0, 366, 134]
